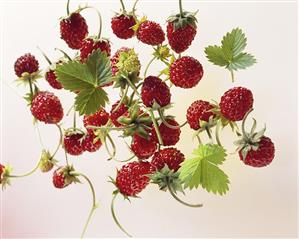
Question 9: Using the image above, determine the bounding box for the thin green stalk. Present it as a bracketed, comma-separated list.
[123, 75, 140, 97]
[158, 110, 187, 129]
[230, 70, 235, 83]
[215, 122, 222, 147]
[144, 56, 156, 79]
[54, 48, 72, 61]
[206, 128, 213, 141]
[179, 0, 184, 17]
[37, 46, 52, 65]
[119, 0, 126, 12]
[52, 124, 63, 159]
[148, 109, 164, 145]
[113, 154, 135, 163]
[87, 125, 134, 131]
[105, 134, 116, 160]
[8, 160, 40, 178]
[113, 85, 129, 113]
[111, 192, 132, 237]
[196, 135, 202, 145]
[67, 0, 70, 15]
[28, 76, 34, 99]
[35, 123, 46, 149]
[64, 148, 69, 166]
[73, 108, 77, 130]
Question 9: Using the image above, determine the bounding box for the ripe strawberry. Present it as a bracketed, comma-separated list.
[82, 133, 101, 152]
[63, 133, 85, 156]
[136, 20, 165, 46]
[151, 119, 181, 146]
[170, 56, 203, 88]
[141, 76, 171, 108]
[116, 161, 153, 196]
[80, 37, 111, 61]
[239, 136, 275, 167]
[151, 147, 185, 172]
[111, 14, 136, 39]
[110, 101, 128, 127]
[220, 87, 253, 121]
[83, 108, 109, 134]
[186, 100, 215, 130]
[111, 47, 130, 76]
[30, 91, 64, 124]
[60, 12, 88, 49]
[45, 69, 63, 90]
[131, 134, 157, 159]
[52, 165, 79, 189]
[14, 53, 39, 77]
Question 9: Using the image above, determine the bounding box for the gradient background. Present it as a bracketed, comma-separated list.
[0, 0, 298, 238]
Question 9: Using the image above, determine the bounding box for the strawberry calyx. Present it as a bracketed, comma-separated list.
[211, 102, 238, 131]
[234, 109, 266, 160]
[56, 165, 81, 187]
[39, 150, 58, 173]
[0, 165, 12, 189]
[131, 16, 147, 33]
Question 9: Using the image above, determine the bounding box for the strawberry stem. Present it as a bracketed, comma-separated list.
[111, 192, 132, 237]
[113, 154, 135, 163]
[148, 109, 164, 145]
[8, 160, 40, 178]
[158, 109, 187, 129]
[167, 178, 203, 208]
[51, 124, 63, 159]
[37, 47, 52, 65]
[54, 48, 72, 61]
[215, 121, 223, 146]
[144, 56, 156, 79]
[119, 0, 126, 12]
[73, 108, 77, 130]
[122, 74, 140, 97]
[28, 76, 34, 100]
[241, 108, 254, 138]
[230, 70, 235, 83]
[66, 0, 70, 15]
[196, 135, 202, 145]
[179, 0, 184, 17]
[105, 134, 116, 160]
[113, 85, 129, 113]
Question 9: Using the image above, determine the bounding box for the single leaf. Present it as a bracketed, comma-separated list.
[55, 61, 96, 91]
[204, 45, 228, 67]
[179, 157, 202, 189]
[75, 87, 109, 115]
[228, 53, 256, 71]
[192, 144, 227, 165]
[221, 28, 247, 58]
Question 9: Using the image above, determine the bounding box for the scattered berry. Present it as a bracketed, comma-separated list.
[80, 37, 111, 61]
[151, 119, 181, 146]
[110, 101, 128, 127]
[111, 47, 130, 76]
[111, 14, 136, 39]
[52, 166, 78, 189]
[14, 53, 39, 77]
[170, 56, 203, 88]
[131, 134, 157, 159]
[83, 108, 109, 134]
[116, 161, 153, 196]
[186, 100, 215, 130]
[64, 133, 85, 156]
[45, 69, 63, 90]
[60, 12, 88, 49]
[220, 87, 253, 121]
[82, 133, 101, 152]
[31, 91, 64, 124]
[151, 147, 185, 172]
[141, 76, 171, 108]
[39, 150, 56, 173]
[137, 20, 165, 46]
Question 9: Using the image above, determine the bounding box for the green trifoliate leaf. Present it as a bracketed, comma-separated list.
[179, 144, 229, 195]
[204, 28, 256, 82]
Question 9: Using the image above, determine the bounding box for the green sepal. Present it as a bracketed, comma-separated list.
[167, 11, 198, 31]
[1, 165, 13, 190]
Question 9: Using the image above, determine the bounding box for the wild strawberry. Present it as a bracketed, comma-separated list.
[0, 164, 4, 184]
[82, 133, 101, 152]
[80, 37, 111, 61]
[111, 14, 136, 39]
[151, 119, 181, 146]
[39, 150, 57, 173]
[136, 20, 165, 46]
[131, 134, 157, 159]
[170, 56, 203, 88]
[83, 108, 109, 134]
[166, 10, 197, 53]
[151, 147, 185, 172]
[14, 53, 39, 77]
[186, 100, 215, 130]
[45, 69, 63, 90]
[220, 87, 253, 121]
[115, 161, 153, 196]
[111, 47, 130, 76]
[110, 101, 128, 127]
[239, 136, 275, 167]
[30, 91, 64, 124]
[63, 133, 85, 156]
[60, 12, 88, 49]
[141, 76, 171, 108]
[0, 164, 11, 188]
[52, 165, 79, 189]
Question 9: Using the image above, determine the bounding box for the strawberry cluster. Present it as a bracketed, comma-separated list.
[2, 0, 275, 237]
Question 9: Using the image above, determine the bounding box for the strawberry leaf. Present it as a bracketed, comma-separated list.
[179, 144, 229, 195]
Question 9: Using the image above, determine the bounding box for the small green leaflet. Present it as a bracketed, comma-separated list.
[55, 49, 113, 115]
[179, 144, 229, 195]
[205, 28, 256, 82]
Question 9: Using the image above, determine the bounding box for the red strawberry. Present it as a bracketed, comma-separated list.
[186, 100, 215, 130]
[111, 14, 136, 39]
[52, 166, 79, 189]
[137, 20, 165, 46]
[80, 38, 111, 61]
[110, 47, 130, 76]
[110, 101, 128, 127]
[131, 134, 157, 159]
[45, 70, 63, 90]
[151, 147, 185, 172]
[239, 136, 275, 167]
[170, 56, 203, 88]
[60, 12, 88, 49]
[63, 133, 85, 156]
[220, 87, 253, 121]
[14, 53, 39, 77]
[116, 161, 153, 196]
[167, 22, 197, 54]
[141, 76, 171, 108]
[82, 133, 101, 152]
[151, 119, 181, 146]
[30, 91, 64, 124]
[83, 108, 109, 134]
[0, 164, 4, 184]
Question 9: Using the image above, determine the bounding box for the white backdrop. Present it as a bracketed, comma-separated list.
[0, 0, 298, 238]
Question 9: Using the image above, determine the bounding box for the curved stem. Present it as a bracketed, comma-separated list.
[119, 0, 126, 12]
[215, 121, 222, 147]
[205, 128, 213, 141]
[8, 160, 40, 178]
[37, 47, 52, 65]
[80, 7, 103, 39]
[73, 108, 77, 130]
[123, 74, 140, 97]
[35, 123, 46, 149]
[66, 0, 70, 15]
[105, 134, 116, 160]
[113, 154, 135, 163]
[241, 108, 254, 137]
[148, 109, 163, 145]
[230, 70, 235, 83]
[167, 179, 202, 208]
[28, 76, 34, 100]
[111, 192, 132, 237]
[144, 56, 156, 79]
[132, 0, 139, 14]
[158, 110, 187, 129]
[113, 85, 129, 113]
[52, 124, 63, 159]
[64, 148, 69, 166]
[196, 135, 202, 145]
[179, 0, 184, 17]
[54, 48, 72, 61]
[87, 125, 134, 131]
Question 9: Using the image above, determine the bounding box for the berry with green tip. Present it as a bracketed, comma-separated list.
[39, 150, 57, 173]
